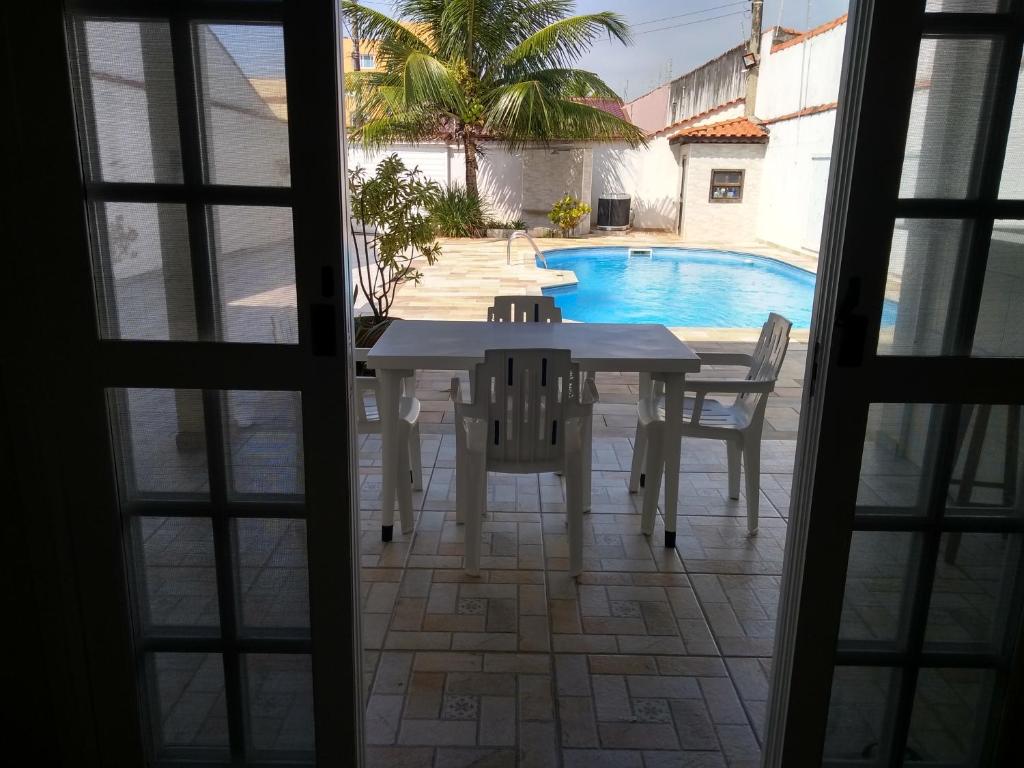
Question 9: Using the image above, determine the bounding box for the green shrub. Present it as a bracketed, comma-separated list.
[348, 154, 441, 323]
[429, 185, 489, 237]
[548, 194, 591, 237]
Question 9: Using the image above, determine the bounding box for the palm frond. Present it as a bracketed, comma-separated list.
[520, 68, 621, 100]
[501, 12, 631, 71]
[352, 112, 443, 148]
[400, 52, 466, 112]
[485, 80, 646, 149]
[342, 0, 432, 53]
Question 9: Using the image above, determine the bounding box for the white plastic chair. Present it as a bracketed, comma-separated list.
[451, 349, 598, 577]
[484, 295, 593, 506]
[355, 348, 423, 522]
[487, 295, 562, 323]
[629, 313, 792, 535]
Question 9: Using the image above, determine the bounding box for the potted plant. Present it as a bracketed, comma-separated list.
[484, 218, 528, 239]
[349, 154, 442, 358]
[548, 194, 592, 237]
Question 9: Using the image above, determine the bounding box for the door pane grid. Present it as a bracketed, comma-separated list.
[878, 6, 1024, 360]
[114, 387, 312, 763]
[74, 12, 296, 345]
[884, 406, 967, 764]
[842, 18, 1024, 760]
[202, 389, 247, 762]
[834, 400, 1024, 764]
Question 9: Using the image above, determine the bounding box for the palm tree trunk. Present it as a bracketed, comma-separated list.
[463, 132, 480, 197]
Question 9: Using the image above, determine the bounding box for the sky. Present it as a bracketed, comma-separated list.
[215, 0, 850, 98]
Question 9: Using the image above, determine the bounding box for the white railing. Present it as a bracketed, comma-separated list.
[507, 230, 547, 268]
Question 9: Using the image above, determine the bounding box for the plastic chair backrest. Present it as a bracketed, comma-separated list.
[736, 312, 792, 415]
[487, 295, 562, 323]
[470, 348, 580, 472]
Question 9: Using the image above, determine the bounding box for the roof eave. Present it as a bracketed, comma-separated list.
[670, 136, 769, 145]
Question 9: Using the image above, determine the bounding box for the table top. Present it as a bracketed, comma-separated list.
[366, 320, 701, 374]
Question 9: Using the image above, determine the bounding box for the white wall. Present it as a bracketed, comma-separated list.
[679, 143, 765, 243]
[748, 18, 846, 251]
[755, 21, 845, 120]
[477, 147, 523, 223]
[756, 109, 837, 251]
[591, 137, 681, 231]
[347, 143, 453, 187]
[346, 142, 524, 223]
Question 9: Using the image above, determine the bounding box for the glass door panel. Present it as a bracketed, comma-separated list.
[774, 3, 1024, 765]
[64, 1, 358, 763]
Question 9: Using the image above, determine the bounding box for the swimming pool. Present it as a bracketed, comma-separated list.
[539, 247, 825, 328]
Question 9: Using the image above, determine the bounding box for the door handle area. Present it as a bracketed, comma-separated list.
[834, 277, 866, 367]
[310, 303, 337, 356]
[835, 313, 867, 367]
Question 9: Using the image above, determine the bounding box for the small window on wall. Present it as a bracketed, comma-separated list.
[710, 169, 744, 202]
[359, 53, 375, 68]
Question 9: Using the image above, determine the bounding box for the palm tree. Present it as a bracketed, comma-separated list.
[343, 0, 647, 197]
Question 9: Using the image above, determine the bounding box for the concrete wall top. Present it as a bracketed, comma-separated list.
[667, 45, 747, 127]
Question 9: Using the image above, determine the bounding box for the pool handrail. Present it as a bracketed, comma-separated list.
[506, 230, 547, 268]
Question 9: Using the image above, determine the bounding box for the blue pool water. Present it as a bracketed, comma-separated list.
[539, 246, 895, 328]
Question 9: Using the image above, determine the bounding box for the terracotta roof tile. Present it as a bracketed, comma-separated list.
[771, 13, 848, 54]
[668, 116, 768, 144]
[653, 98, 745, 137]
[575, 97, 629, 122]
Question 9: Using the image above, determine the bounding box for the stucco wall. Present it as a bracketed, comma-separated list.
[678, 143, 765, 243]
[755, 109, 837, 251]
[522, 146, 593, 233]
[590, 137, 681, 231]
[754, 22, 845, 119]
[348, 143, 452, 187]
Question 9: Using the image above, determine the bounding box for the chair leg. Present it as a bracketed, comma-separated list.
[566, 450, 585, 578]
[629, 419, 647, 493]
[640, 422, 665, 536]
[464, 456, 484, 577]
[455, 424, 467, 526]
[396, 424, 414, 534]
[409, 422, 424, 491]
[582, 409, 593, 512]
[726, 440, 741, 500]
[742, 437, 761, 535]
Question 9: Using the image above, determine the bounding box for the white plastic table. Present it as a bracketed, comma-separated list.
[366, 320, 701, 548]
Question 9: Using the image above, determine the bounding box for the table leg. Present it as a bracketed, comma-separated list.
[378, 368, 412, 542]
[582, 406, 593, 513]
[659, 372, 684, 549]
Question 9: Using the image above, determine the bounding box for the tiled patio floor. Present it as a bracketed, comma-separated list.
[136, 346, 1007, 763]
[358, 348, 806, 768]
